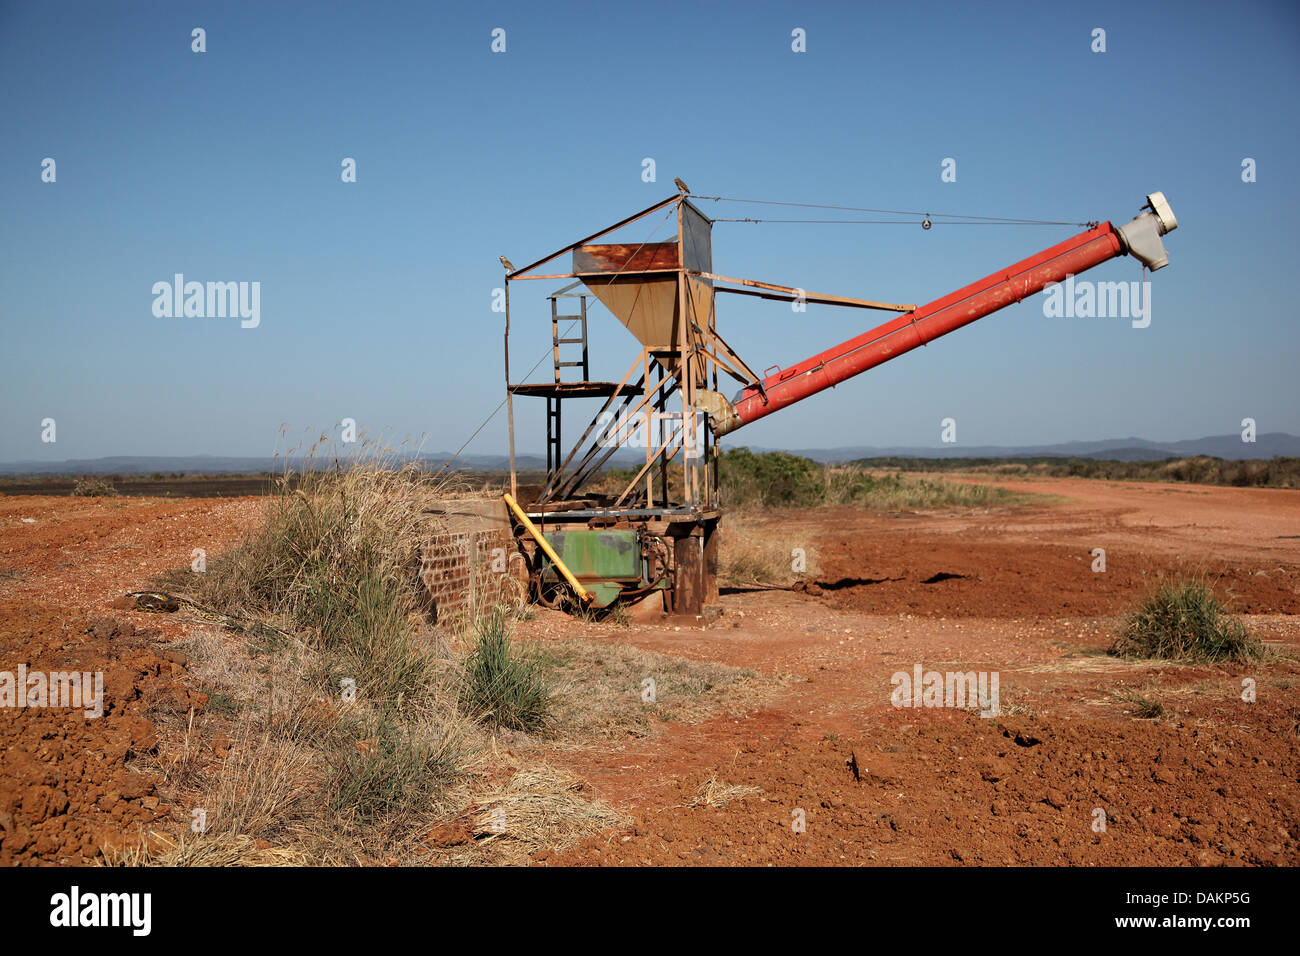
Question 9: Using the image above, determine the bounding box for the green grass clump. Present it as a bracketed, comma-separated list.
[460, 610, 552, 732]
[1109, 581, 1264, 663]
[327, 715, 464, 825]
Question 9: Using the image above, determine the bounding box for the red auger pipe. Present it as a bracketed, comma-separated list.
[722, 222, 1126, 433]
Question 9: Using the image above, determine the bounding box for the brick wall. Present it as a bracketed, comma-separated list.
[418, 527, 517, 628]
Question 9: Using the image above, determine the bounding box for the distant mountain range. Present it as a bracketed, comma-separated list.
[1, 433, 1296, 476]
[755, 432, 1300, 464]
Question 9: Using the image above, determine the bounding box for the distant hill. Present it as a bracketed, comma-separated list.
[1, 433, 1296, 476]
[759, 432, 1300, 463]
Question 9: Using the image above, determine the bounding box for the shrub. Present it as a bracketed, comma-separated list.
[71, 476, 118, 497]
[720, 447, 825, 508]
[1109, 580, 1263, 663]
[717, 449, 1029, 510]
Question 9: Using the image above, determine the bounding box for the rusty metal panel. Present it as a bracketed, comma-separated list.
[574, 242, 679, 274]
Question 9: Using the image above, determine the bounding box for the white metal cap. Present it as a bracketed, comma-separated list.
[1146, 191, 1177, 234]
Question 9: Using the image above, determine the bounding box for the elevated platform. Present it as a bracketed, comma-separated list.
[508, 381, 644, 398]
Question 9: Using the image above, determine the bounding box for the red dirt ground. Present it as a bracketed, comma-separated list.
[529, 478, 1300, 865]
[1, 479, 1296, 866]
[0, 496, 259, 864]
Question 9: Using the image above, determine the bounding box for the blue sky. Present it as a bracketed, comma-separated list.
[2, 0, 1297, 462]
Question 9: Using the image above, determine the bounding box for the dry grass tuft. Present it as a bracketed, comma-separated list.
[71, 476, 119, 497]
[687, 773, 762, 809]
[443, 764, 628, 865]
[718, 517, 818, 587]
[1114, 686, 1167, 719]
[988, 687, 1035, 717]
[103, 830, 313, 867]
[155, 438, 465, 702]
[530, 637, 773, 741]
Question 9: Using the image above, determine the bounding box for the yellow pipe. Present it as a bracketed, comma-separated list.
[503, 493, 593, 603]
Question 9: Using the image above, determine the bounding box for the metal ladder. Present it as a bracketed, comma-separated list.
[546, 292, 591, 479]
[551, 294, 590, 383]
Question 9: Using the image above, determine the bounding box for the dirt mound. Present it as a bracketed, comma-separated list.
[813, 537, 1300, 618]
[0, 603, 205, 864]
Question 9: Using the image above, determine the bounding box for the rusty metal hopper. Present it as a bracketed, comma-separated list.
[573, 200, 714, 356]
[574, 243, 681, 350]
